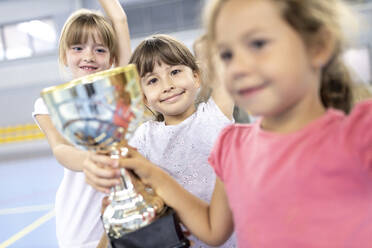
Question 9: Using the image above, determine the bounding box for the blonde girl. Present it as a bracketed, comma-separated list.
[107, 0, 372, 247]
[32, 1, 130, 247]
[85, 34, 237, 247]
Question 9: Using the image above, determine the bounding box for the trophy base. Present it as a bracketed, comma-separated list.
[109, 208, 190, 248]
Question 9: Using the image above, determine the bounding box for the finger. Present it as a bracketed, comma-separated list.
[118, 157, 145, 172]
[83, 156, 120, 178]
[124, 146, 140, 158]
[85, 169, 121, 189]
[118, 157, 158, 184]
[85, 168, 121, 188]
[84, 159, 121, 179]
[86, 177, 111, 194]
[90, 153, 119, 168]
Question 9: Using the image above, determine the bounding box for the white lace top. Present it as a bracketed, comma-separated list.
[129, 98, 236, 248]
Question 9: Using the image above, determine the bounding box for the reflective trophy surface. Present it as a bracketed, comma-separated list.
[41, 65, 189, 248]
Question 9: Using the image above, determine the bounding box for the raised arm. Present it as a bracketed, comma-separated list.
[194, 36, 234, 119]
[118, 148, 234, 245]
[99, 0, 131, 66]
[210, 63, 234, 120]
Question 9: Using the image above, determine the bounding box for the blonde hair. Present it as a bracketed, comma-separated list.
[352, 84, 372, 104]
[59, 9, 118, 67]
[129, 34, 201, 121]
[204, 0, 356, 113]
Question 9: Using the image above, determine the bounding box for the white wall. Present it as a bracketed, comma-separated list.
[0, 1, 372, 126]
[0, 0, 74, 24]
[0, 0, 204, 126]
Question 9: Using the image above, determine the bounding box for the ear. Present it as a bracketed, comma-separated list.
[309, 28, 336, 69]
[193, 70, 201, 89]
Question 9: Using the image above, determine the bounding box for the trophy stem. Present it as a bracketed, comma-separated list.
[110, 147, 134, 197]
[103, 145, 165, 238]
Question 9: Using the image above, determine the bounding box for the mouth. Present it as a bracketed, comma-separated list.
[237, 82, 268, 97]
[160, 91, 185, 103]
[80, 66, 98, 72]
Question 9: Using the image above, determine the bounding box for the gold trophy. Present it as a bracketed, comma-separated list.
[41, 65, 189, 248]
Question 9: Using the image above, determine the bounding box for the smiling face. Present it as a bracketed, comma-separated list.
[141, 61, 200, 124]
[65, 33, 113, 78]
[215, 0, 323, 119]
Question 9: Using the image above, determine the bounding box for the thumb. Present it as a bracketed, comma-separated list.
[118, 156, 154, 181]
[118, 157, 139, 170]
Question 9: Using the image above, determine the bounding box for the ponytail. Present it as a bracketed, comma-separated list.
[320, 54, 353, 113]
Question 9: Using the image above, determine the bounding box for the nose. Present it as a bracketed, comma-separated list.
[228, 50, 254, 82]
[83, 49, 95, 62]
[162, 77, 175, 93]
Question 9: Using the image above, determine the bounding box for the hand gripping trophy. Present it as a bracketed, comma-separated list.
[41, 64, 190, 248]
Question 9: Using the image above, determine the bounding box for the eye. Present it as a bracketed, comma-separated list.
[71, 46, 83, 51]
[220, 50, 233, 63]
[250, 39, 268, 50]
[170, 69, 181, 76]
[147, 77, 158, 85]
[96, 47, 108, 53]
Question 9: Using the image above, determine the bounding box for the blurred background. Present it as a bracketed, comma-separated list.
[0, 0, 371, 247]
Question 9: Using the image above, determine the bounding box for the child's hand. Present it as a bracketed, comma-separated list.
[83, 152, 122, 193]
[117, 147, 166, 189]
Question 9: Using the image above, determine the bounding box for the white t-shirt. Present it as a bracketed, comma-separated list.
[129, 98, 236, 248]
[33, 97, 105, 248]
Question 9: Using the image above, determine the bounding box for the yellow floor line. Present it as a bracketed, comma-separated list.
[0, 209, 55, 248]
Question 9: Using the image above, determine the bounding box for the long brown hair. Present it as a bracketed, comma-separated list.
[129, 34, 201, 121]
[204, 0, 355, 113]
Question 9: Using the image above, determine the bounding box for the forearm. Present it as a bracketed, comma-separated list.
[153, 171, 232, 245]
[211, 82, 234, 120]
[53, 144, 89, 171]
[209, 54, 234, 120]
[99, 0, 127, 20]
[99, 0, 131, 66]
[117, 149, 234, 244]
[36, 114, 89, 172]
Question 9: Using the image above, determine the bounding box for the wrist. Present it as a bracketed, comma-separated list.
[149, 166, 167, 191]
[151, 168, 180, 207]
[111, 15, 127, 22]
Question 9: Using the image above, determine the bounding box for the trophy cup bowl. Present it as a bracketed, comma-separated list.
[41, 65, 189, 248]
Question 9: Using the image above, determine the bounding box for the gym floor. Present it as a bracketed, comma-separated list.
[0, 140, 62, 248]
